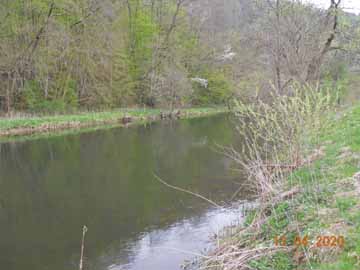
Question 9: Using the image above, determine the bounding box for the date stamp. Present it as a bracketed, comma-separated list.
[274, 235, 345, 248]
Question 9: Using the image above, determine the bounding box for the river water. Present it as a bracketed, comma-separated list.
[0, 114, 247, 270]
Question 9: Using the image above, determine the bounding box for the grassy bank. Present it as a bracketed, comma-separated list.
[205, 104, 360, 270]
[0, 107, 226, 139]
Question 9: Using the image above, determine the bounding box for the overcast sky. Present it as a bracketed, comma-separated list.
[305, 0, 360, 14]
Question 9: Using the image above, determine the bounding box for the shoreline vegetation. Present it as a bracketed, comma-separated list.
[0, 107, 227, 139]
[202, 101, 360, 270]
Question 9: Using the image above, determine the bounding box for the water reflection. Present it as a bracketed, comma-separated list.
[0, 114, 245, 270]
[101, 207, 243, 270]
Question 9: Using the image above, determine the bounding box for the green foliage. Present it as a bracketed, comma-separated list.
[23, 80, 43, 111]
[0, 0, 236, 111]
[284, 104, 360, 269]
[62, 79, 78, 109]
[0, 107, 225, 138]
[336, 197, 357, 213]
[128, 8, 157, 76]
[315, 260, 358, 270]
[125, 3, 158, 105]
[226, 88, 360, 270]
[322, 61, 349, 104]
[35, 100, 68, 113]
[1, 0, 356, 113]
[22, 78, 78, 113]
[249, 253, 294, 270]
[264, 202, 290, 237]
[244, 210, 256, 227]
[191, 70, 232, 105]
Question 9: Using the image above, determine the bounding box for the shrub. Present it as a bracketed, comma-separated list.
[229, 84, 336, 198]
[191, 70, 232, 106]
[22, 79, 78, 113]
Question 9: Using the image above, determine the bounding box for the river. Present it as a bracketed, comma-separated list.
[0, 114, 247, 270]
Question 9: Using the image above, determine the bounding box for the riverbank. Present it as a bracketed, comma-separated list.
[0, 107, 226, 139]
[205, 104, 360, 270]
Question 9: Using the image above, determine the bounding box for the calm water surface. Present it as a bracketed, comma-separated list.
[0, 114, 246, 270]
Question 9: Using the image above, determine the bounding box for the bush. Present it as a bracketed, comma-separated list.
[231, 84, 336, 197]
[22, 80, 42, 111]
[22, 79, 78, 113]
[191, 70, 232, 105]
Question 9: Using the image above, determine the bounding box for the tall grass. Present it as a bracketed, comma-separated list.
[203, 84, 338, 270]
[231, 84, 334, 199]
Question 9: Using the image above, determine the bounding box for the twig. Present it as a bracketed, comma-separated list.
[79, 225, 88, 270]
[153, 174, 222, 208]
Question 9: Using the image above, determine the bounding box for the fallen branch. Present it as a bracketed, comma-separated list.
[153, 174, 222, 208]
[79, 225, 88, 270]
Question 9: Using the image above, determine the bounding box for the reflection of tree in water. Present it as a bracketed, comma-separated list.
[0, 115, 242, 270]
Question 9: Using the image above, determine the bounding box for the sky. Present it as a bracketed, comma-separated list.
[305, 0, 360, 14]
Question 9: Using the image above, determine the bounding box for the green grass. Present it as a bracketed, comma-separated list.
[249, 253, 295, 270]
[240, 104, 360, 270]
[295, 105, 360, 269]
[0, 109, 157, 130]
[0, 107, 227, 139]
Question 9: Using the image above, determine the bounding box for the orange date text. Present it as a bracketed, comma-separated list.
[274, 235, 345, 248]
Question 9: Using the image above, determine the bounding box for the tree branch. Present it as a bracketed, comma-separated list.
[28, 2, 55, 59]
[153, 173, 222, 208]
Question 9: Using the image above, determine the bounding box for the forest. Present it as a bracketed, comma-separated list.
[1, 0, 359, 114]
